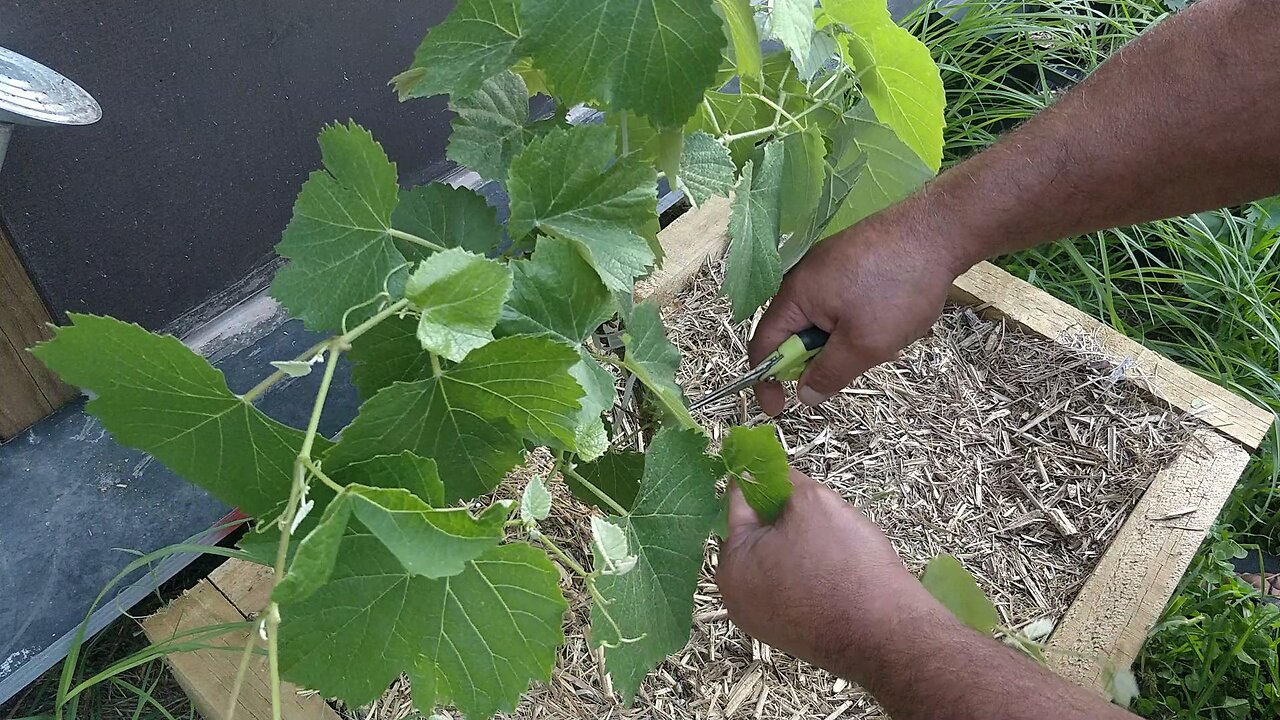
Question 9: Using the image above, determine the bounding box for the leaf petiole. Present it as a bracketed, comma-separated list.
[559, 456, 629, 516]
[531, 531, 590, 578]
[301, 457, 345, 494]
[387, 227, 447, 253]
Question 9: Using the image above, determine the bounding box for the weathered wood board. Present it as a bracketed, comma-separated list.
[0, 224, 77, 440]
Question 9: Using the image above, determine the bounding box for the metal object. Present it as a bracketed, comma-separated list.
[689, 327, 830, 411]
[0, 46, 101, 170]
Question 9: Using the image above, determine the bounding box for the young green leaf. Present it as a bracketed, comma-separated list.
[521, 476, 552, 523]
[328, 451, 445, 506]
[823, 105, 934, 236]
[404, 248, 513, 362]
[721, 424, 792, 523]
[507, 126, 657, 293]
[497, 235, 615, 344]
[271, 122, 405, 333]
[346, 314, 435, 399]
[716, 0, 763, 87]
[272, 494, 353, 605]
[590, 516, 637, 576]
[391, 183, 505, 258]
[779, 128, 826, 235]
[823, 0, 945, 170]
[279, 541, 566, 718]
[770, 0, 817, 80]
[569, 350, 615, 461]
[392, 0, 520, 100]
[724, 142, 785, 322]
[590, 427, 722, 702]
[519, 0, 726, 128]
[920, 553, 1001, 634]
[274, 482, 506, 603]
[326, 335, 584, 498]
[31, 314, 322, 518]
[688, 91, 765, 168]
[447, 71, 531, 182]
[567, 451, 644, 513]
[270, 358, 319, 377]
[678, 131, 735, 206]
[621, 302, 700, 432]
[345, 485, 509, 578]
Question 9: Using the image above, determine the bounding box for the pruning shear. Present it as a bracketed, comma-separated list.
[689, 327, 830, 412]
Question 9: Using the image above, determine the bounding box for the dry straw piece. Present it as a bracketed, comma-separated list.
[351, 259, 1194, 720]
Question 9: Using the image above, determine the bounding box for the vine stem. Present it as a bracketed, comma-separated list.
[240, 298, 409, 404]
[266, 343, 342, 720]
[559, 457, 628, 516]
[532, 531, 590, 578]
[302, 457, 345, 494]
[387, 228, 446, 253]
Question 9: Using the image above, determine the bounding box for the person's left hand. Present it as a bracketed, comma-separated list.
[715, 468, 942, 681]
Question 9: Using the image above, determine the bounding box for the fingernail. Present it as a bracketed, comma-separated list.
[798, 385, 826, 407]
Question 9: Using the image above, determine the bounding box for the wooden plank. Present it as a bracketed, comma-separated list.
[142, 578, 340, 720]
[0, 222, 78, 440]
[636, 196, 731, 304]
[1047, 429, 1250, 689]
[952, 261, 1273, 450]
[209, 558, 276, 618]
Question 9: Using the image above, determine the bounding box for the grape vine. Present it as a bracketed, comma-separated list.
[34, 1, 945, 718]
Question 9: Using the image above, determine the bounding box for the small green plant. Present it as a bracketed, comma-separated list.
[33, 1, 946, 718]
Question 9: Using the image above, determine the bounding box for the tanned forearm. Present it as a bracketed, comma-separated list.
[838, 598, 1136, 720]
[915, 0, 1280, 272]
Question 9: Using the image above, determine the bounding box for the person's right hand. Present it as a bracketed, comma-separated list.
[751, 203, 974, 414]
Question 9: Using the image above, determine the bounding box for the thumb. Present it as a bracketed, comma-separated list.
[796, 321, 876, 407]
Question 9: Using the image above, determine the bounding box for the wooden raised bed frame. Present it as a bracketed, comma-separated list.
[145, 198, 1271, 718]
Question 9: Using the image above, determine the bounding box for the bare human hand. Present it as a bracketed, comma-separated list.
[715, 468, 940, 681]
[715, 469, 1140, 720]
[749, 203, 970, 414]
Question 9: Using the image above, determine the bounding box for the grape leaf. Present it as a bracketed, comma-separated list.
[272, 494, 352, 605]
[688, 91, 764, 168]
[824, 0, 945, 170]
[507, 126, 657, 293]
[721, 425, 792, 523]
[270, 122, 404, 333]
[347, 315, 434, 399]
[326, 335, 584, 498]
[497, 236, 615, 343]
[280, 541, 566, 718]
[329, 451, 445, 506]
[771, 0, 816, 80]
[274, 485, 508, 604]
[569, 350, 615, 461]
[567, 451, 644, 512]
[590, 516, 637, 575]
[716, 0, 763, 86]
[824, 105, 933, 236]
[519, 0, 725, 128]
[621, 302, 700, 432]
[591, 427, 721, 702]
[393, 0, 521, 100]
[405, 248, 513, 363]
[678, 131, 735, 206]
[391, 184, 504, 258]
[448, 71, 531, 182]
[724, 142, 785, 322]
[799, 29, 839, 81]
[521, 476, 552, 523]
[31, 314, 321, 518]
[920, 553, 1000, 634]
[779, 128, 826, 235]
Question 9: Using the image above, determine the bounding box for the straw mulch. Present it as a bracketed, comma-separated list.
[349, 259, 1194, 720]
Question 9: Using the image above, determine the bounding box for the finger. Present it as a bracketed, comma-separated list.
[796, 320, 878, 406]
[749, 294, 811, 416]
[725, 481, 762, 539]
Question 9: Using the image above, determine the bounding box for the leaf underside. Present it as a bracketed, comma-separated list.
[722, 425, 793, 523]
[590, 427, 722, 703]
